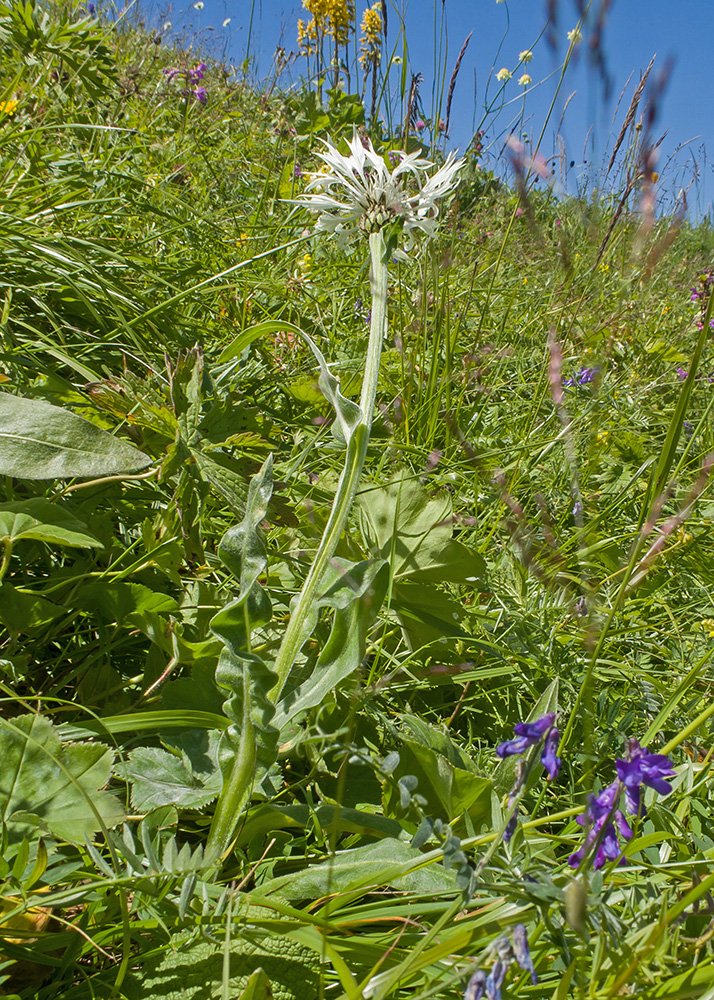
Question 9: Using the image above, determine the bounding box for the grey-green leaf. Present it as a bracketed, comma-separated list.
[0, 393, 151, 479]
[0, 498, 102, 548]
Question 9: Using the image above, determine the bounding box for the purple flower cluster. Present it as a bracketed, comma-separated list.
[162, 62, 208, 103]
[563, 365, 600, 388]
[496, 711, 561, 780]
[464, 924, 537, 1000]
[496, 712, 560, 844]
[569, 739, 674, 870]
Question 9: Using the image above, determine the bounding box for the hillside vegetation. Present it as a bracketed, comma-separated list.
[1, 2, 714, 997]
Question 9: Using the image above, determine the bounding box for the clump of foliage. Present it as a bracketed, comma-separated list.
[1, 1, 714, 999]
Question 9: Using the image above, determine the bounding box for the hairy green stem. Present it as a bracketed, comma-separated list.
[271, 231, 388, 701]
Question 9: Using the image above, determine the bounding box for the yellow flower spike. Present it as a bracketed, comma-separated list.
[359, 2, 382, 68]
[0, 98, 18, 116]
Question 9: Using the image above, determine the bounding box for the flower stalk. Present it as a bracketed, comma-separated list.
[271, 230, 388, 700]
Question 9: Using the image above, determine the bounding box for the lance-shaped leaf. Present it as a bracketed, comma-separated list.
[0, 393, 150, 479]
[273, 557, 388, 731]
[0, 714, 124, 844]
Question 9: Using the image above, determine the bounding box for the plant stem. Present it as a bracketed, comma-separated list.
[270, 231, 388, 701]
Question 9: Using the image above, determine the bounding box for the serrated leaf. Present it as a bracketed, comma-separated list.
[0, 393, 150, 479]
[0, 715, 123, 844]
[118, 731, 223, 811]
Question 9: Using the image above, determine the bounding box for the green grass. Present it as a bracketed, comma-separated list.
[1, 2, 714, 998]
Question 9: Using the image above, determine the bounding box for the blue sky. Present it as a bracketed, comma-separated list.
[156, 0, 713, 217]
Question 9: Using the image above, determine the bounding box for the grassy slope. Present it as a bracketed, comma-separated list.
[2, 6, 714, 998]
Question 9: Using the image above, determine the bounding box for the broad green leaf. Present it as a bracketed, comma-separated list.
[76, 581, 178, 622]
[0, 714, 123, 844]
[0, 582, 65, 633]
[235, 803, 402, 847]
[256, 839, 457, 902]
[136, 929, 321, 1000]
[357, 471, 486, 584]
[0, 499, 102, 549]
[0, 392, 150, 479]
[384, 738, 492, 829]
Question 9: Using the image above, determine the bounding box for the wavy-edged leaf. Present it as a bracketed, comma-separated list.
[274, 557, 388, 731]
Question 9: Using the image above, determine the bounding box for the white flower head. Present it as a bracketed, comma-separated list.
[295, 134, 463, 247]
[567, 27, 582, 43]
[222, 16, 230, 26]
[496, 67, 512, 82]
[519, 49, 533, 63]
[193, 1, 204, 9]
[518, 73, 531, 86]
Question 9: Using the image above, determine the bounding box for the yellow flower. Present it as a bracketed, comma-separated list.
[298, 0, 355, 53]
[676, 526, 693, 546]
[496, 68, 511, 82]
[519, 50, 533, 63]
[0, 99, 18, 116]
[359, 2, 382, 68]
[518, 73, 531, 86]
[702, 618, 714, 638]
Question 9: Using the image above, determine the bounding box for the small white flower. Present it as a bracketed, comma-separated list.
[222, 16, 230, 26]
[519, 49, 533, 63]
[567, 27, 582, 43]
[496, 67, 511, 82]
[193, 1, 204, 9]
[518, 73, 531, 86]
[295, 134, 463, 247]
[163, 20, 172, 30]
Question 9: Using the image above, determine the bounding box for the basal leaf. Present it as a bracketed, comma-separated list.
[357, 471, 485, 585]
[0, 393, 151, 479]
[137, 928, 321, 1000]
[0, 714, 124, 844]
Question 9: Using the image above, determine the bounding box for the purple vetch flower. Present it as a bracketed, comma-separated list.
[568, 780, 633, 870]
[294, 164, 303, 179]
[512, 924, 537, 984]
[615, 739, 674, 815]
[464, 969, 487, 1000]
[541, 726, 561, 781]
[485, 958, 507, 1000]
[87, 2, 95, 13]
[564, 365, 600, 388]
[676, 367, 689, 380]
[497, 712, 555, 758]
[193, 87, 208, 104]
